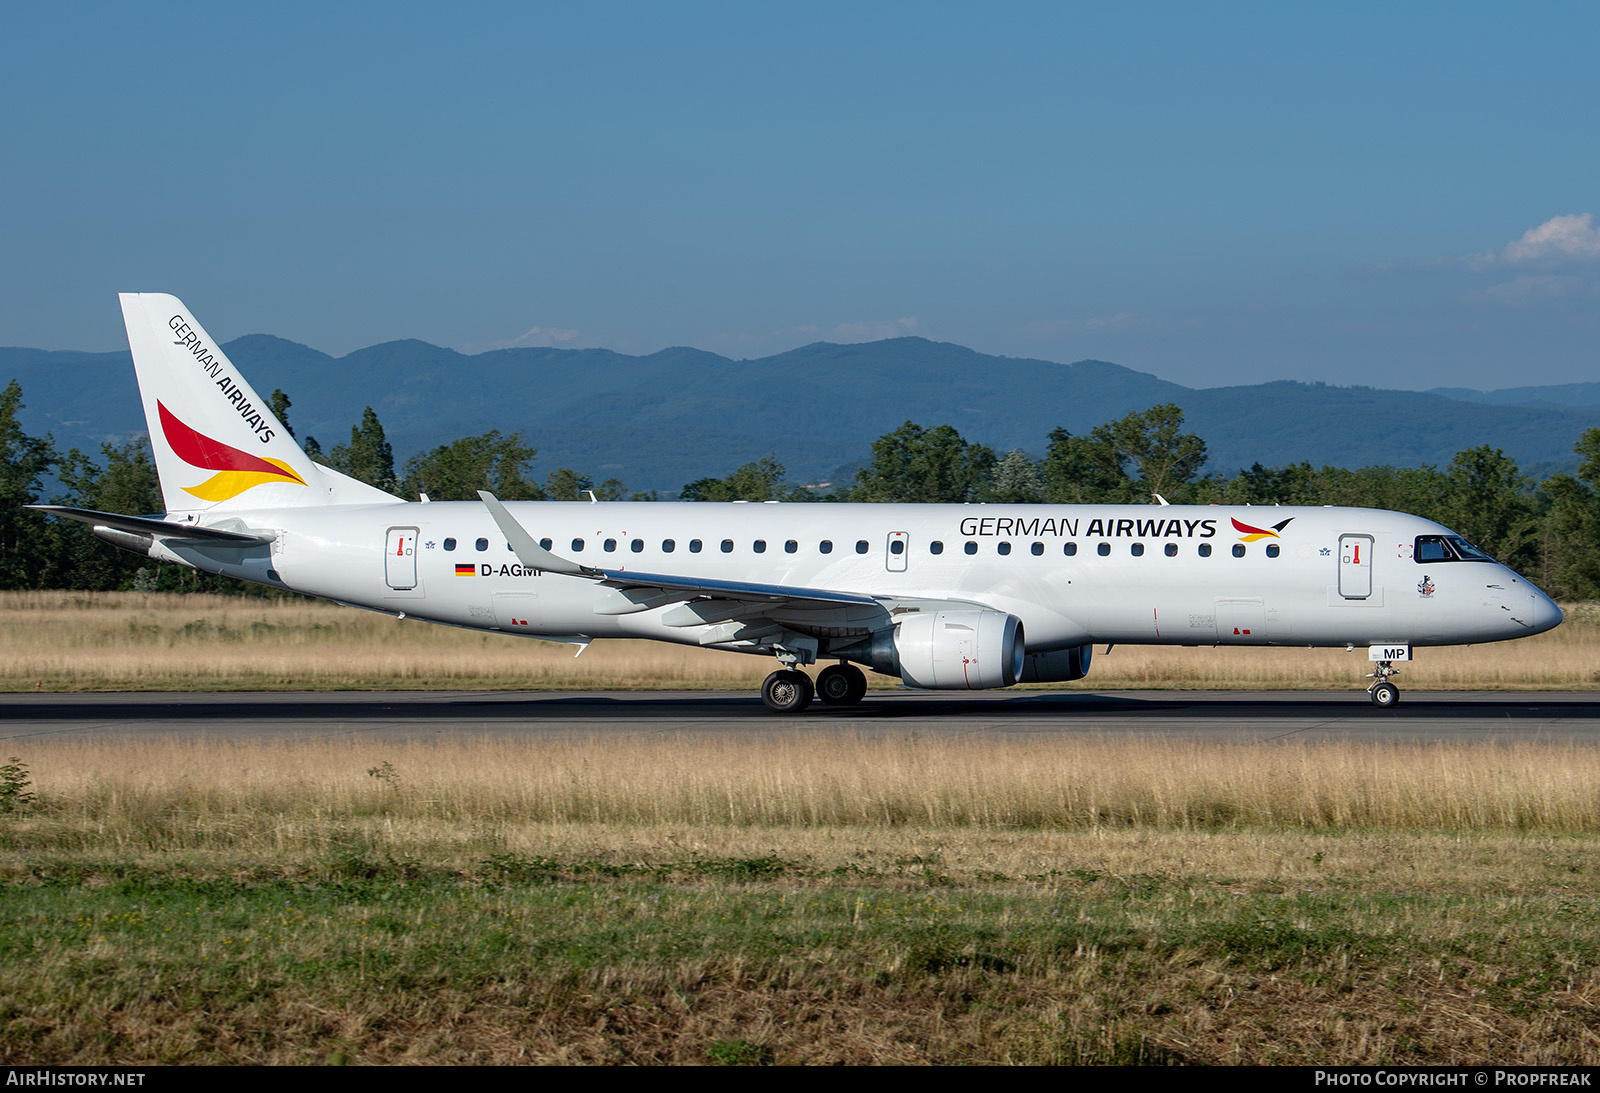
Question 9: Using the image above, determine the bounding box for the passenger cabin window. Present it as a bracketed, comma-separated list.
[604, 538, 617, 552]
[855, 540, 869, 554]
[1064, 542, 1078, 556]
[1266, 544, 1280, 558]
[997, 542, 1011, 556]
[663, 539, 676, 553]
[930, 541, 944, 555]
[690, 539, 703, 553]
[1031, 542, 1043, 556]
[475, 538, 489, 552]
[1198, 543, 1212, 557]
[443, 538, 456, 552]
[753, 540, 766, 553]
[1097, 543, 1110, 556]
[539, 538, 552, 550]
[721, 539, 734, 553]
[1164, 543, 1178, 557]
[1232, 544, 1246, 558]
[630, 539, 644, 553]
[964, 541, 977, 555]
[785, 540, 797, 554]
[890, 540, 904, 555]
[1130, 543, 1144, 557]
[571, 538, 585, 552]
[819, 540, 833, 554]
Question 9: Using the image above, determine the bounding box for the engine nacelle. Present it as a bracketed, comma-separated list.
[885, 609, 1026, 690]
[1017, 643, 1093, 684]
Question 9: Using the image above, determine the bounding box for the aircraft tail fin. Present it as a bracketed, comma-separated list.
[119, 293, 400, 513]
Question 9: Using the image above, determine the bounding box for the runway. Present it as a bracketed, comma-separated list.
[3, 689, 1599, 744]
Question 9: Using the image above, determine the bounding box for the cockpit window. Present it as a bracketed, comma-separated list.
[1415, 535, 1496, 563]
[1449, 536, 1495, 562]
[1415, 536, 1454, 562]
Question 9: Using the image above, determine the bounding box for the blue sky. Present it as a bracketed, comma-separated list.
[3, 1, 1597, 391]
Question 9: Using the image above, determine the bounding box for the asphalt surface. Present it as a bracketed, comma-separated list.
[2, 689, 1598, 744]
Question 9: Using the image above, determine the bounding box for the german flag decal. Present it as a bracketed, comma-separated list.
[455, 564, 476, 576]
[159, 401, 307, 501]
[1232, 516, 1294, 542]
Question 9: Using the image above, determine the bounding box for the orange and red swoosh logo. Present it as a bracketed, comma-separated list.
[159, 401, 306, 501]
[1232, 516, 1294, 542]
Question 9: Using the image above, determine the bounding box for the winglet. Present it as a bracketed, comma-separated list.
[478, 491, 599, 577]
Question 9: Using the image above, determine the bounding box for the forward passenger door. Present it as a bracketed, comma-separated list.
[1338, 534, 1373, 600]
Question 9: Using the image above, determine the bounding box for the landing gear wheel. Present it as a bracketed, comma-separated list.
[761, 669, 814, 713]
[816, 663, 868, 706]
[1367, 657, 1401, 708]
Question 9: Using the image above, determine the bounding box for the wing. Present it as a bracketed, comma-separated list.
[479, 492, 889, 648]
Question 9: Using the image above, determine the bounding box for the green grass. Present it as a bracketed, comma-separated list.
[2, 850, 1599, 1064]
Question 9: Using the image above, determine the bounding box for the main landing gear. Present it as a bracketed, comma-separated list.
[1368, 660, 1400, 708]
[816, 663, 868, 706]
[761, 663, 868, 713]
[761, 669, 813, 713]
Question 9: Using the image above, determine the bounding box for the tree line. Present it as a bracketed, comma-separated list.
[5, 378, 1599, 599]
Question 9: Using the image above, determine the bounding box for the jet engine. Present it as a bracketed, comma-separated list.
[844, 609, 1026, 690]
[1017, 643, 1093, 683]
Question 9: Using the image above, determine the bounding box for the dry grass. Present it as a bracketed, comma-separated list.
[13, 733, 1600, 844]
[3, 591, 1598, 692]
[0, 591, 777, 691]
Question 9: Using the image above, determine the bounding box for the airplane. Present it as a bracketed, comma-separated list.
[29, 293, 1564, 712]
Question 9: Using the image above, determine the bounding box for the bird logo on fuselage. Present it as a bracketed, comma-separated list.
[1232, 516, 1294, 542]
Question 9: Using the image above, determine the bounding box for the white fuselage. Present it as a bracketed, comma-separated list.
[153, 500, 1562, 657]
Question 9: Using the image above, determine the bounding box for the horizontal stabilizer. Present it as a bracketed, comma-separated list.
[26, 505, 273, 544]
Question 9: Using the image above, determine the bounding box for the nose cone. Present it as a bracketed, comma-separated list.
[1526, 590, 1563, 636]
[1493, 569, 1563, 638]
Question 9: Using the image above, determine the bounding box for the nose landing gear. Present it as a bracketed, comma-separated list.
[1368, 660, 1400, 708]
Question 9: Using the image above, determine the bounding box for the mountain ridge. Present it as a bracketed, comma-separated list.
[2, 337, 1594, 492]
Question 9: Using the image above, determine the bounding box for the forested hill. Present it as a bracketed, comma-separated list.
[3, 336, 1596, 491]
